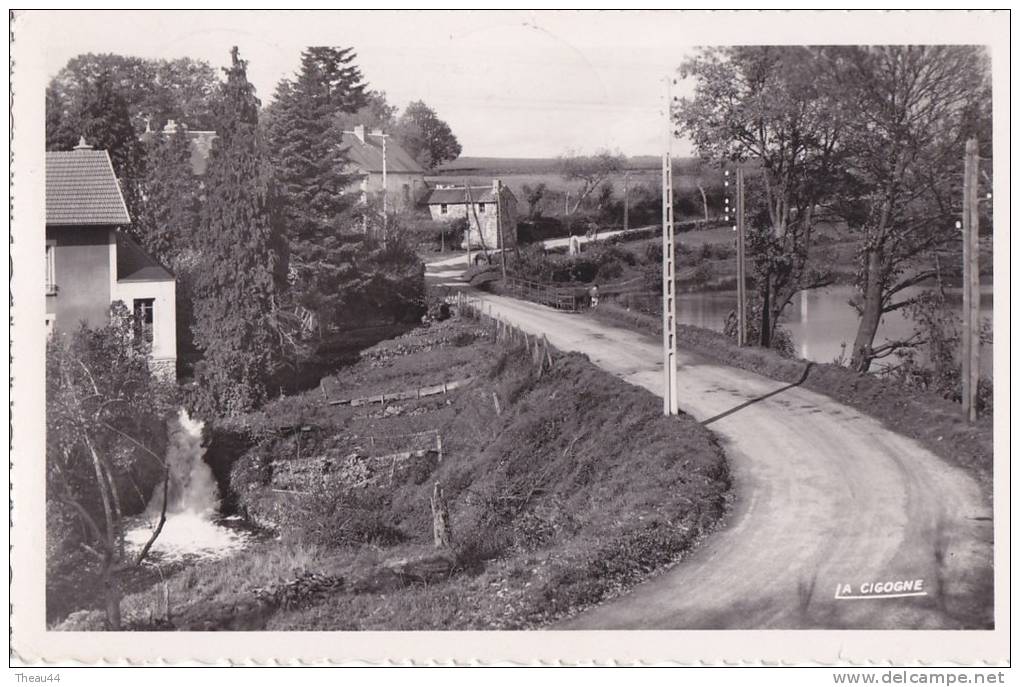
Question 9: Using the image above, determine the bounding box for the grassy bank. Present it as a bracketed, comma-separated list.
[593, 303, 993, 498]
[63, 316, 729, 630]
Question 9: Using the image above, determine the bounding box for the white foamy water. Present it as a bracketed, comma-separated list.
[125, 511, 253, 562]
[124, 409, 254, 562]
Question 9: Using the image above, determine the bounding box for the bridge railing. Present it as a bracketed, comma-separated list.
[502, 275, 589, 312]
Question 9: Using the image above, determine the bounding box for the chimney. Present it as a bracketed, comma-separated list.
[163, 119, 179, 135]
[492, 179, 502, 193]
[73, 136, 93, 150]
[353, 125, 366, 143]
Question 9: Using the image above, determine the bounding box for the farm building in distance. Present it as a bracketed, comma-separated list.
[45, 140, 177, 379]
[340, 125, 427, 212]
[424, 180, 518, 251]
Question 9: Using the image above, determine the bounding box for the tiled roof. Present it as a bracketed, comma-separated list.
[46, 149, 131, 226]
[424, 185, 499, 205]
[339, 132, 425, 175]
[116, 232, 173, 282]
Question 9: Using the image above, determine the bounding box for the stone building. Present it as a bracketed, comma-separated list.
[423, 180, 518, 251]
[339, 125, 427, 212]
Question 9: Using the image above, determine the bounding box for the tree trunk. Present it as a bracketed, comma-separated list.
[850, 248, 885, 373]
[697, 184, 709, 223]
[759, 271, 772, 347]
[102, 558, 122, 630]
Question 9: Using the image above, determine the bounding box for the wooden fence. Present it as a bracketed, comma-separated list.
[502, 275, 589, 312]
[454, 292, 556, 376]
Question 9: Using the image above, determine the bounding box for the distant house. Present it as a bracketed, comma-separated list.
[339, 125, 426, 212]
[424, 180, 518, 251]
[46, 140, 177, 379]
[141, 119, 217, 176]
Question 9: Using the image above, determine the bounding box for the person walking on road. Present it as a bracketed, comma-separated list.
[589, 283, 600, 309]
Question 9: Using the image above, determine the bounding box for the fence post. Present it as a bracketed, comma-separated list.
[431, 482, 452, 549]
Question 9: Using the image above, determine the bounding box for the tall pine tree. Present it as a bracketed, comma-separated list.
[136, 125, 205, 375]
[193, 47, 286, 414]
[266, 47, 369, 326]
[135, 125, 202, 263]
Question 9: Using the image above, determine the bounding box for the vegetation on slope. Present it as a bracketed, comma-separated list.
[67, 316, 729, 631]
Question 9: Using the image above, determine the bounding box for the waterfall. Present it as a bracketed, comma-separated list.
[153, 408, 220, 517]
[126, 409, 251, 561]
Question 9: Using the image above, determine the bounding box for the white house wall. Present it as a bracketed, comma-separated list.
[112, 278, 177, 377]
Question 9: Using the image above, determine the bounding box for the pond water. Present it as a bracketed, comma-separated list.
[675, 283, 994, 375]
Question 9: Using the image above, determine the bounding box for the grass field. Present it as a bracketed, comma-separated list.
[429, 155, 727, 223]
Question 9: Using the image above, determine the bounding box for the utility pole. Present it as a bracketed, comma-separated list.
[961, 138, 980, 422]
[464, 181, 472, 267]
[372, 129, 390, 235]
[736, 167, 747, 346]
[623, 170, 630, 232]
[495, 179, 507, 279]
[661, 77, 679, 416]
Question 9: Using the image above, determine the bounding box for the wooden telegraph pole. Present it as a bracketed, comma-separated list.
[496, 179, 507, 280]
[661, 77, 679, 416]
[961, 138, 980, 422]
[464, 181, 472, 267]
[736, 167, 748, 346]
[623, 170, 630, 232]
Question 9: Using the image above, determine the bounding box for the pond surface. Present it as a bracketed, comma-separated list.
[676, 283, 994, 374]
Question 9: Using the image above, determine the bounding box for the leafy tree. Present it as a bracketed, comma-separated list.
[521, 182, 548, 219]
[192, 47, 287, 414]
[675, 47, 847, 346]
[46, 303, 173, 628]
[47, 53, 220, 136]
[334, 89, 398, 132]
[396, 100, 462, 170]
[825, 46, 991, 372]
[266, 47, 369, 327]
[558, 150, 625, 215]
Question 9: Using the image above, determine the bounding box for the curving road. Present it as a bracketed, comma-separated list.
[452, 288, 993, 629]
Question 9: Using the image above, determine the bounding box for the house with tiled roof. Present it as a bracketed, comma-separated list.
[141, 119, 217, 176]
[46, 139, 177, 378]
[340, 125, 426, 211]
[423, 180, 518, 251]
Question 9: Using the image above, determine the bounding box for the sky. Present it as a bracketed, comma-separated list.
[37, 10, 699, 158]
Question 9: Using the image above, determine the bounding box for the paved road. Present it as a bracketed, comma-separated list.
[423, 226, 657, 287]
[451, 289, 993, 629]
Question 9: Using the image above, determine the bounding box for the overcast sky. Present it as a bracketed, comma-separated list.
[39, 10, 698, 158]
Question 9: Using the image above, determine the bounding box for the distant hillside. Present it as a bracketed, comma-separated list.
[434, 156, 704, 176]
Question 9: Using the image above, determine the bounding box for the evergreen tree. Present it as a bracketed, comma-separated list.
[192, 47, 285, 414]
[135, 126, 202, 263]
[135, 125, 206, 376]
[266, 46, 368, 324]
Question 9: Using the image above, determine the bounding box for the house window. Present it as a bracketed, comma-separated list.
[133, 298, 155, 345]
[440, 203, 448, 215]
[478, 203, 486, 213]
[402, 184, 410, 203]
[45, 241, 56, 295]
